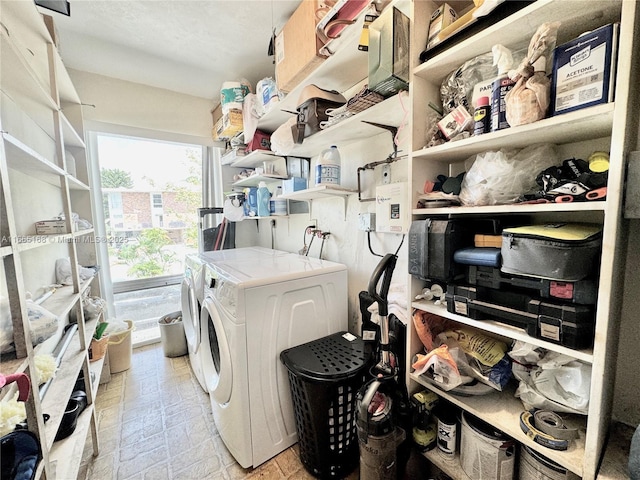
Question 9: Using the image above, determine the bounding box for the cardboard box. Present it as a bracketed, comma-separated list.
[213, 109, 243, 140]
[210, 103, 223, 126]
[551, 23, 619, 116]
[35, 220, 66, 234]
[275, 0, 327, 93]
[282, 177, 308, 195]
[426, 3, 458, 50]
[368, 7, 410, 97]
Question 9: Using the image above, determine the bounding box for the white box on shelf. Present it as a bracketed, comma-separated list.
[35, 220, 66, 234]
[282, 177, 308, 195]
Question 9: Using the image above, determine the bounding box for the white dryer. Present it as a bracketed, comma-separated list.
[181, 253, 207, 391]
[199, 247, 348, 468]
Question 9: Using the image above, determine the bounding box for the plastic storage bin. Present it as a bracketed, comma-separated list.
[280, 332, 371, 479]
[107, 320, 134, 373]
[158, 311, 188, 358]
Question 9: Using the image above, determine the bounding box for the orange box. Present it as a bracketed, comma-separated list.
[474, 234, 502, 248]
[213, 109, 243, 140]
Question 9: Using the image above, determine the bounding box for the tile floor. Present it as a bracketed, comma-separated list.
[77, 341, 637, 480]
[78, 343, 365, 480]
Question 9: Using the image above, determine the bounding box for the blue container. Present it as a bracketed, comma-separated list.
[243, 187, 258, 217]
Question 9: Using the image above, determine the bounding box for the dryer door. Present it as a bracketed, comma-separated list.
[181, 275, 200, 353]
[201, 296, 232, 404]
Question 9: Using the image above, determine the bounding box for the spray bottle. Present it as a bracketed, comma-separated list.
[490, 44, 515, 132]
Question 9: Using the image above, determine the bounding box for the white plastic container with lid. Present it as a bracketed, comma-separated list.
[315, 146, 341, 186]
[257, 181, 271, 217]
[270, 186, 288, 216]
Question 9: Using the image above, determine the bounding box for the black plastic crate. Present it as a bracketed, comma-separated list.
[280, 332, 371, 479]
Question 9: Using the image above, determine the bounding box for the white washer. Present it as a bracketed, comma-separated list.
[199, 247, 348, 468]
[181, 253, 207, 391]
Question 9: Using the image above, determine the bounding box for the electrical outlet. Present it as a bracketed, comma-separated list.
[382, 164, 391, 184]
[358, 213, 376, 232]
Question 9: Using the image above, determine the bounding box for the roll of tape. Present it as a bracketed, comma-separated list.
[533, 410, 579, 441]
[519, 410, 570, 451]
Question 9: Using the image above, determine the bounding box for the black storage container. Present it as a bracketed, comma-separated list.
[468, 265, 598, 305]
[501, 223, 602, 281]
[280, 332, 371, 479]
[408, 219, 474, 282]
[446, 284, 595, 349]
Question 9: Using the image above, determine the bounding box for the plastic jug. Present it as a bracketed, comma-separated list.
[315, 146, 341, 186]
[257, 181, 271, 217]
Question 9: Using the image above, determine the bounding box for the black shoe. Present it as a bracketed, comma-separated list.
[54, 391, 88, 441]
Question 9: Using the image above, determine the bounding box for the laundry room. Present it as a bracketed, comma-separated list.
[1, 1, 640, 479]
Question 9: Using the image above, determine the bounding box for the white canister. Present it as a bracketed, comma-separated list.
[220, 81, 248, 114]
[460, 411, 516, 480]
[519, 445, 570, 480]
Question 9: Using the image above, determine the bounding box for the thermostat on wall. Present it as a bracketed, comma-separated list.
[375, 182, 409, 233]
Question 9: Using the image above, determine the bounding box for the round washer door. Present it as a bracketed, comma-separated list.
[181, 276, 200, 354]
[201, 296, 232, 405]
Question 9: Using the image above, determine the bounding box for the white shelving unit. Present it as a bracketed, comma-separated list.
[220, 2, 410, 208]
[407, 1, 639, 479]
[281, 185, 356, 219]
[1, 2, 102, 478]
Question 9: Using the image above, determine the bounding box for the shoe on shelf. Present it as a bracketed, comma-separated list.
[54, 391, 88, 441]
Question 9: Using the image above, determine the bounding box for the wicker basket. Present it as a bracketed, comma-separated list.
[89, 334, 109, 362]
[345, 87, 384, 114]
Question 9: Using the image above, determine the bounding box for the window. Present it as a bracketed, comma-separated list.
[91, 132, 204, 346]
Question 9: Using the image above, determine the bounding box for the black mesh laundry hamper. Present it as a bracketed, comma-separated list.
[280, 332, 371, 479]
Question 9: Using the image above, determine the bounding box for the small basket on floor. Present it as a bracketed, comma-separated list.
[89, 334, 109, 362]
[280, 332, 371, 479]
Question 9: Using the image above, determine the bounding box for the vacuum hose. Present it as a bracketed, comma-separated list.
[367, 254, 397, 373]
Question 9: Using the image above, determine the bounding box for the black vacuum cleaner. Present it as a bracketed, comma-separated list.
[356, 253, 412, 479]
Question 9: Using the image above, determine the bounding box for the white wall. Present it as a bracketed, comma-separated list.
[235, 133, 412, 334]
[67, 69, 216, 145]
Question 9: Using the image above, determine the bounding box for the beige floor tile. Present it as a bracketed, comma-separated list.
[82, 343, 435, 480]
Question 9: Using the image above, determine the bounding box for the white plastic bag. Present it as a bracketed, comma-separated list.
[55, 258, 96, 285]
[0, 298, 14, 353]
[242, 93, 259, 144]
[509, 341, 590, 414]
[412, 344, 466, 391]
[223, 197, 245, 222]
[459, 143, 559, 206]
[26, 300, 58, 347]
[270, 117, 297, 156]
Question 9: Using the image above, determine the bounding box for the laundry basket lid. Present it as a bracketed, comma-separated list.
[280, 332, 370, 381]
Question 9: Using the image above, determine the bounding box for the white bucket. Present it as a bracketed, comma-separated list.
[460, 411, 516, 480]
[519, 445, 570, 480]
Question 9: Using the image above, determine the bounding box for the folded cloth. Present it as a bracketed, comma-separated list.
[367, 283, 408, 324]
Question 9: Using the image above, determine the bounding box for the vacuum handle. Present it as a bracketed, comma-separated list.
[359, 379, 382, 423]
[368, 254, 397, 317]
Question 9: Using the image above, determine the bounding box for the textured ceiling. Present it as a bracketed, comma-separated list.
[44, 0, 301, 101]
